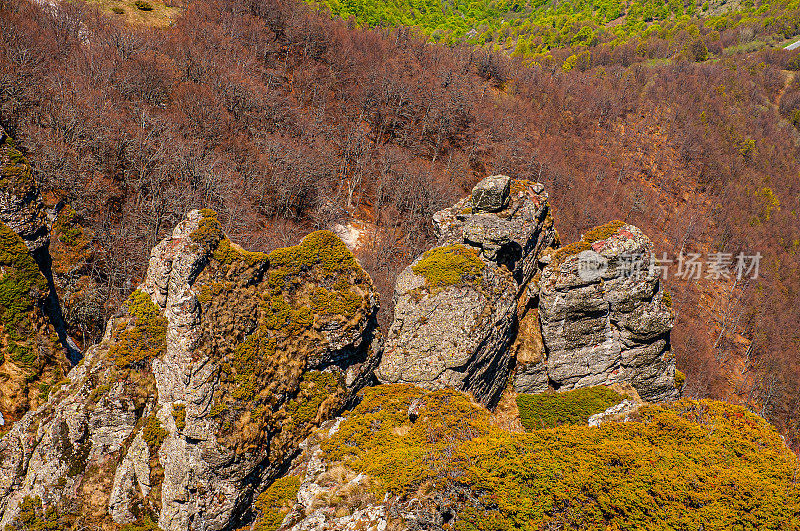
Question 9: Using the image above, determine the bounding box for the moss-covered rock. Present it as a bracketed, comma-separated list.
[0, 221, 65, 430]
[109, 290, 167, 369]
[0, 129, 49, 251]
[378, 178, 556, 407]
[0, 209, 382, 530]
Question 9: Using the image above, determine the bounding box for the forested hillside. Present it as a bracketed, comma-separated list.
[1, 0, 799, 450]
[312, 0, 800, 64]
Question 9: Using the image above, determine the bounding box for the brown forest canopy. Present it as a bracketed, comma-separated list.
[1, 0, 799, 447]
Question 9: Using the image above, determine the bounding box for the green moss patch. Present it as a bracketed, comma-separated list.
[213, 237, 268, 266]
[320, 384, 800, 529]
[516, 386, 625, 430]
[411, 244, 485, 289]
[0, 222, 46, 336]
[267, 230, 359, 277]
[109, 290, 167, 369]
[253, 476, 301, 531]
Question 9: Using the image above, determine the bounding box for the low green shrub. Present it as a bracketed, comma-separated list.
[516, 386, 624, 430]
[134, 0, 153, 11]
[253, 476, 301, 531]
[142, 415, 167, 454]
[320, 384, 800, 529]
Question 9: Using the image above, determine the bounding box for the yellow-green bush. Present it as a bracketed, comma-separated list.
[172, 403, 186, 430]
[674, 369, 686, 389]
[189, 209, 224, 251]
[253, 476, 301, 531]
[283, 370, 345, 429]
[5, 495, 62, 530]
[516, 386, 625, 430]
[109, 290, 167, 369]
[320, 385, 800, 529]
[142, 415, 167, 454]
[411, 244, 485, 288]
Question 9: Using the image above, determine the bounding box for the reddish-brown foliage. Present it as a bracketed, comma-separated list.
[1, 0, 798, 447]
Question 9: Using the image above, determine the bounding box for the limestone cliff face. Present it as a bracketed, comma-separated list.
[523, 221, 679, 402]
[376, 176, 556, 406]
[0, 210, 381, 530]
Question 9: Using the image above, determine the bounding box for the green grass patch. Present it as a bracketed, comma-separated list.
[411, 244, 485, 289]
[516, 386, 625, 430]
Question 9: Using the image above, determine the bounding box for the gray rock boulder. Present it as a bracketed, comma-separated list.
[377, 178, 556, 406]
[0, 210, 381, 530]
[534, 221, 679, 402]
[470, 174, 510, 213]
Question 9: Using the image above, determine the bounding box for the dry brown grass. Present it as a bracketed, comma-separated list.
[83, 0, 181, 27]
[491, 385, 524, 433]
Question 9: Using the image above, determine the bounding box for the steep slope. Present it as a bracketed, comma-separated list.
[0, 210, 381, 530]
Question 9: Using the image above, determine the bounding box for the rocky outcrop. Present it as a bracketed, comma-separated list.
[530, 221, 679, 402]
[377, 176, 556, 407]
[0, 209, 381, 530]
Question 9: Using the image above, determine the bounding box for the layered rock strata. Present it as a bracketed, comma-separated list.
[531, 221, 679, 401]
